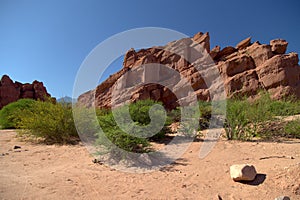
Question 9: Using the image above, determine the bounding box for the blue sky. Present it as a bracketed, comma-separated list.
[0, 0, 299, 98]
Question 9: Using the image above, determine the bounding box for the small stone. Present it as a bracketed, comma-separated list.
[93, 159, 103, 165]
[274, 196, 290, 200]
[230, 164, 257, 181]
[13, 146, 21, 149]
[236, 37, 251, 50]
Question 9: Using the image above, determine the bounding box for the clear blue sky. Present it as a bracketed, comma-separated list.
[1, 0, 299, 98]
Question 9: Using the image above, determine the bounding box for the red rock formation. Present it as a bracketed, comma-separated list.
[77, 32, 300, 109]
[0, 75, 52, 109]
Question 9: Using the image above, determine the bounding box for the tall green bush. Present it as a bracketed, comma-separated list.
[18, 100, 78, 144]
[0, 99, 36, 129]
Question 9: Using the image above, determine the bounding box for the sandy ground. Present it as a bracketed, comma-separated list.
[0, 129, 299, 200]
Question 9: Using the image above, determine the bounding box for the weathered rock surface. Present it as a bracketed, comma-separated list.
[230, 164, 257, 182]
[270, 39, 288, 54]
[0, 75, 51, 109]
[77, 32, 300, 109]
[236, 37, 251, 50]
[192, 32, 210, 53]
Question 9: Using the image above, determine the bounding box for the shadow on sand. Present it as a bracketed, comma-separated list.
[240, 174, 267, 186]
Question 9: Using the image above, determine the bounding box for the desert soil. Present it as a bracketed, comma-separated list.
[0, 129, 299, 200]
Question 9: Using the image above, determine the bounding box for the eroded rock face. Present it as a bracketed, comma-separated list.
[192, 32, 210, 53]
[0, 75, 51, 109]
[77, 32, 300, 109]
[270, 39, 288, 54]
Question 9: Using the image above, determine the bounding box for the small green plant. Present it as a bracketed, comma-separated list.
[0, 99, 36, 129]
[198, 101, 212, 129]
[166, 107, 181, 125]
[225, 99, 250, 140]
[246, 93, 274, 137]
[284, 119, 300, 139]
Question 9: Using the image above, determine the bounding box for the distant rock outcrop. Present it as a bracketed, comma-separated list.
[57, 96, 77, 103]
[0, 75, 51, 109]
[78, 32, 300, 109]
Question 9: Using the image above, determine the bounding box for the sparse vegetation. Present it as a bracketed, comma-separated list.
[224, 93, 300, 140]
[268, 98, 300, 116]
[284, 119, 300, 139]
[0, 92, 299, 148]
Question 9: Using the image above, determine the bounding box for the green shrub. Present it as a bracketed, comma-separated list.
[129, 99, 169, 139]
[0, 99, 36, 129]
[224, 92, 300, 140]
[198, 101, 212, 129]
[268, 100, 300, 116]
[225, 95, 275, 140]
[225, 99, 251, 140]
[97, 111, 150, 153]
[18, 100, 78, 144]
[96, 99, 173, 157]
[96, 108, 111, 116]
[166, 107, 181, 125]
[284, 119, 300, 139]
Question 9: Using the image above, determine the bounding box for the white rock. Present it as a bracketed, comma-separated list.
[230, 164, 257, 181]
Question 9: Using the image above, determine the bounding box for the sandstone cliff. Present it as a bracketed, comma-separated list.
[78, 32, 300, 109]
[0, 75, 51, 109]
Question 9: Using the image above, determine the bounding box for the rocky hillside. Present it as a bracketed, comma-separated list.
[78, 32, 300, 109]
[0, 75, 51, 109]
